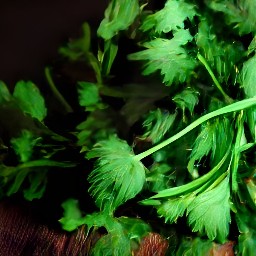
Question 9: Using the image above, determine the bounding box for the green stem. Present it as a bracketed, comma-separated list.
[197, 53, 233, 104]
[148, 148, 231, 199]
[44, 67, 73, 113]
[135, 97, 256, 161]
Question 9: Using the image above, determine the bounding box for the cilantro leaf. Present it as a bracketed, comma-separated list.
[142, 108, 177, 144]
[157, 194, 195, 223]
[208, 0, 256, 35]
[13, 81, 47, 121]
[78, 82, 104, 111]
[196, 19, 243, 84]
[23, 170, 48, 201]
[140, 0, 197, 33]
[129, 29, 196, 85]
[187, 177, 231, 243]
[11, 130, 42, 163]
[187, 122, 215, 175]
[97, 0, 140, 40]
[59, 199, 85, 231]
[173, 88, 199, 115]
[241, 55, 256, 98]
[87, 135, 146, 212]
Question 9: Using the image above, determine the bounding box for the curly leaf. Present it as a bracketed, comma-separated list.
[13, 81, 47, 121]
[129, 29, 196, 85]
[87, 135, 146, 212]
[141, 0, 197, 33]
[187, 177, 230, 243]
[97, 0, 139, 40]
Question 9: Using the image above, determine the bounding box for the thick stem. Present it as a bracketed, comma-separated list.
[135, 97, 256, 161]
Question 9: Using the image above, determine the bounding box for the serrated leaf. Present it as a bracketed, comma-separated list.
[87, 135, 146, 212]
[157, 194, 195, 223]
[0, 81, 11, 103]
[241, 55, 256, 98]
[208, 0, 256, 35]
[196, 19, 243, 84]
[97, 0, 140, 40]
[142, 109, 177, 144]
[187, 122, 215, 174]
[11, 130, 42, 162]
[129, 29, 196, 85]
[173, 88, 199, 115]
[78, 82, 104, 111]
[187, 177, 230, 243]
[13, 81, 47, 121]
[141, 0, 197, 33]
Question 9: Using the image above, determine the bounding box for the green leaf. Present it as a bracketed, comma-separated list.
[0, 81, 11, 103]
[97, 0, 140, 40]
[11, 130, 42, 162]
[118, 217, 151, 241]
[13, 81, 47, 121]
[101, 40, 118, 77]
[187, 122, 215, 174]
[6, 169, 29, 196]
[23, 170, 47, 200]
[87, 135, 146, 212]
[142, 108, 177, 144]
[176, 237, 214, 256]
[173, 88, 199, 115]
[146, 163, 174, 192]
[59, 199, 85, 231]
[76, 109, 116, 149]
[129, 29, 196, 85]
[157, 193, 195, 223]
[196, 19, 243, 84]
[78, 82, 104, 111]
[208, 0, 256, 35]
[140, 0, 197, 33]
[187, 177, 230, 243]
[248, 36, 256, 55]
[58, 22, 91, 61]
[241, 55, 256, 98]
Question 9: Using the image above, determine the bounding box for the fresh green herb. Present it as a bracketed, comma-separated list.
[1, 0, 256, 254]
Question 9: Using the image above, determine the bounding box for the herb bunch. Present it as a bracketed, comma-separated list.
[1, 0, 256, 255]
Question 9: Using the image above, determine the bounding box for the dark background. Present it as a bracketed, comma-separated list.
[0, 0, 107, 87]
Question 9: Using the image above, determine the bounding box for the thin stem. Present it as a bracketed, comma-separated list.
[135, 97, 256, 161]
[44, 67, 73, 113]
[197, 53, 233, 104]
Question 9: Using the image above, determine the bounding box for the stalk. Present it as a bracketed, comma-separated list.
[135, 97, 256, 161]
[197, 53, 233, 104]
[45, 67, 73, 113]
